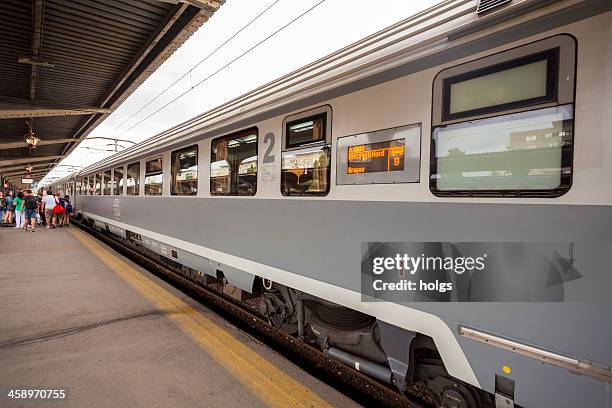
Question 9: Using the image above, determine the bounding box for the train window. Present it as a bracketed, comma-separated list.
[285, 113, 327, 148]
[431, 105, 573, 195]
[443, 49, 558, 121]
[210, 128, 257, 196]
[85, 176, 92, 194]
[281, 106, 332, 196]
[103, 170, 111, 195]
[145, 158, 163, 196]
[126, 162, 140, 195]
[281, 146, 330, 196]
[95, 174, 102, 195]
[171, 145, 198, 195]
[113, 166, 124, 195]
[431, 35, 576, 197]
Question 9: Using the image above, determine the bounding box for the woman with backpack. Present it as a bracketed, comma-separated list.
[52, 192, 65, 227]
[3, 191, 15, 225]
[62, 195, 73, 227]
[13, 191, 25, 229]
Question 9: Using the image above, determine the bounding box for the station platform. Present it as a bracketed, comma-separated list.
[0, 226, 358, 408]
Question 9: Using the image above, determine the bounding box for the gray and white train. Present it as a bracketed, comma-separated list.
[50, 1, 612, 407]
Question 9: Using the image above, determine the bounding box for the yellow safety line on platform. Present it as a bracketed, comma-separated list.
[69, 228, 332, 408]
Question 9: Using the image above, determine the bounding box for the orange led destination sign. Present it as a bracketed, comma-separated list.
[347, 139, 405, 174]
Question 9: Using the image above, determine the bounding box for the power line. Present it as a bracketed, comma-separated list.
[116, 0, 282, 130]
[124, 0, 328, 132]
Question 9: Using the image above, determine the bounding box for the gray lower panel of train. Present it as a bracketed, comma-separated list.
[79, 196, 612, 408]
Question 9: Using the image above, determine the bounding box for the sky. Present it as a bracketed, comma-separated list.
[40, 0, 440, 185]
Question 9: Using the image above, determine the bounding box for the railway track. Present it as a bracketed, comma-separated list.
[71, 218, 424, 408]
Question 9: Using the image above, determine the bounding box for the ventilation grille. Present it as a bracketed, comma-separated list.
[477, 0, 511, 14]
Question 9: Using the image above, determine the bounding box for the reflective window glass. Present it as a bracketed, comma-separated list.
[210, 129, 257, 196]
[145, 158, 163, 196]
[103, 170, 111, 195]
[431, 105, 573, 195]
[113, 166, 124, 195]
[127, 162, 140, 196]
[95, 174, 102, 195]
[281, 145, 331, 196]
[171, 146, 198, 195]
[443, 49, 558, 121]
[286, 113, 326, 148]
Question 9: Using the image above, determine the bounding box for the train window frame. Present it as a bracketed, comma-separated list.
[144, 157, 163, 196]
[430, 34, 577, 198]
[210, 127, 258, 197]
[103, 169, 111, 195]
[126, 162, 140, 196]
[95, 173, 102, 195]
[285, 112, 327, 149]
[282, 105, 332, 151]
[281, 106, 332, 197]
[171, 145, 198, 196]
[113, 166, 124, 196]
[441, 49, 559, 122]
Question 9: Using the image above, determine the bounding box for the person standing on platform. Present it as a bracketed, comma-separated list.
[3, 190, 15, 225]
[13, 191, 25, 229]
[42, 190, 57, 229]
[22, 190, 38, 232]
[37, 191, 44, 226]
[0, 191, 4, 224]
[53, 192, 65, 227]
[62, 195, 72, 227]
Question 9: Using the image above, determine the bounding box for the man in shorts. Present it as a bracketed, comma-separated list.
[22, 190, 39, 232]
[42, 189, 57, 229]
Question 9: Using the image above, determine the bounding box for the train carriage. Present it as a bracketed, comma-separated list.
[51, 1, 612, 407]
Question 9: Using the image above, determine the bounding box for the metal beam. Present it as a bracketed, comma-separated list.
[154, 0, 222, 11]
[30, 0, 45, 101]
[0, 156, 64, 166]
[0, 138, 79, 150]
[18, 55, 55, 68]
[0, 162, 52, 172]
[1, 169, 49, 176]
[0, 97, 112, 119]
[12, 170, 47, 177]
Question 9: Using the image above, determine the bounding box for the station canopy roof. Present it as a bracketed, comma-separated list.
[0, 0, 224, 189]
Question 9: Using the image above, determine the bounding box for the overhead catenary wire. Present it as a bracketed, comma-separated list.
[115, 0, 282, 131]
[123, 0, 328, 133]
